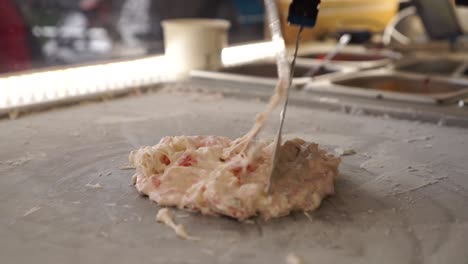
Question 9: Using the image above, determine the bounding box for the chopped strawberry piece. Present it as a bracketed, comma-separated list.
[247, 164, 257, 172]
[179, 154, 195, 167]
[231, 166, 243, 176]
[152, 177, 161, 188]
[160, 155, 170, 165]
[231, 166, 244, 184]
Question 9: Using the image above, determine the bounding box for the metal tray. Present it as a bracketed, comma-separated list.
[304, 69, 468, 104]
[395, 59, 461, 75]
[219, 62, 333, 78]
[300, 52, 388, 62]
[3, 91, 468, 264]
[190, 61, 349, 88]
[393, 58, 468, 78]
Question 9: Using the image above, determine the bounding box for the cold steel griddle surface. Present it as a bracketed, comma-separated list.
[1, 89, 468, 264]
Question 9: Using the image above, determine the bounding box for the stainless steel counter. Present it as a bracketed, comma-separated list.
[1, 88, 467, 264]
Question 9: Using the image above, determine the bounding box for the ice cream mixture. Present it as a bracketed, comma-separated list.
[130, 136, 340, 220]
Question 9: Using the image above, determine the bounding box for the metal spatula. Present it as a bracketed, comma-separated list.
[266, 26, 304, 192]
[265, 0, 321, 193]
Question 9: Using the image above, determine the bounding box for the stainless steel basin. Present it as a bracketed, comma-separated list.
[396, 59, 460, 75]
[218, 62, 333, 78]
[334, 75, 463, 94]
[190, 61, 347, 87]
[300, 52, 388, 62]
[394, 58, 467, 76]
[305, 69, 468, 104]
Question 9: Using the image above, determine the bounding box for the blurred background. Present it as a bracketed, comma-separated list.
[1, 0, 468, 75]
[0, 0, 266, 74]
[1, 0, 468, 116]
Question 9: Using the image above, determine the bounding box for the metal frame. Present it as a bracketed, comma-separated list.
[295, 45, 401, 70]
[304, 68, 468, 104]
[190, 60, 353, 88]
[412, 0, 463, 41]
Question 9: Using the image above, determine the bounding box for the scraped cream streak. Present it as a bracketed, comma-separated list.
[156, 208, 199, 240]
[130, 136, 340, 220]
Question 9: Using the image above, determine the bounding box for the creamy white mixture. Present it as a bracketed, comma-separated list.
[130, 136, 340, 220]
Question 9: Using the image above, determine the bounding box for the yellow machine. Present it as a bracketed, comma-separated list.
[278, 0, 399, 44]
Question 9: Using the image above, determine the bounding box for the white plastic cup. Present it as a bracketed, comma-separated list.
[162, 19, 231, 77]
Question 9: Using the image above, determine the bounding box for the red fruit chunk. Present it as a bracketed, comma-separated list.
[179, 154, 195, 167]
[231, 166, 243, 176]
[160, 155, 170, 165]
[247, 164, 257, 172]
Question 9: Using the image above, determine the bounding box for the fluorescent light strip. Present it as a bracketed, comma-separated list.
[222, 41, 279, 67]
[0, 55, 174, 112]
[0, 42, 278, 112]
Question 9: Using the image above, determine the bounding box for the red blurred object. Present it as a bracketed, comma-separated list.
[80, 0, 101, 11]
[178, 154, 196, 167]
[0, 0, 31, 74]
